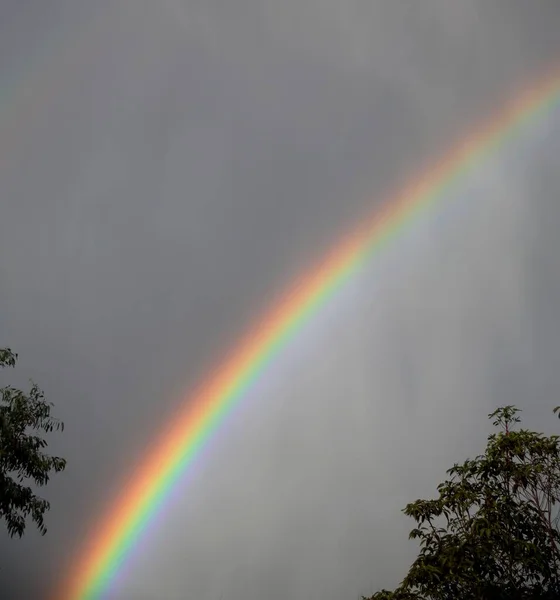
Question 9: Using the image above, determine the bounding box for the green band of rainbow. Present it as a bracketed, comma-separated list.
[57, 67, 560, 600]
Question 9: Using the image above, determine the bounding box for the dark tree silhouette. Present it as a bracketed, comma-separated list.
[366, 406, 560, 600]
[0, 348, 66, 537]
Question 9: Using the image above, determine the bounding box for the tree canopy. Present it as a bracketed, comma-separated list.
[0, 348, 66, 537]
[366, 406, 560, 600]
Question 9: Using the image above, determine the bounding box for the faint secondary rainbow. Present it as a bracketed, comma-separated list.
[58, 67, 560, 600]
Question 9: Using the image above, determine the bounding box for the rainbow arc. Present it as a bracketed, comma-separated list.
[56, 67, 560, 600]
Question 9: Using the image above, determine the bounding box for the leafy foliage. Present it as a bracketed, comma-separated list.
[0, 348, 66, 537]
[365, 406, 560, 600]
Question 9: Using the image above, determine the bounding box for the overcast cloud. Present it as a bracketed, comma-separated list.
[0, 1, 559, 598]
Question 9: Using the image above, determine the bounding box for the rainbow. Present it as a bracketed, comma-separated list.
[56, 67, 560, 600]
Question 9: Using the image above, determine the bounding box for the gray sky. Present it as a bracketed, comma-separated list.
[0, 1, 559, 598]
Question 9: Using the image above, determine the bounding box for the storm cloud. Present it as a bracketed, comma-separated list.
[0, 1, 559, 598]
